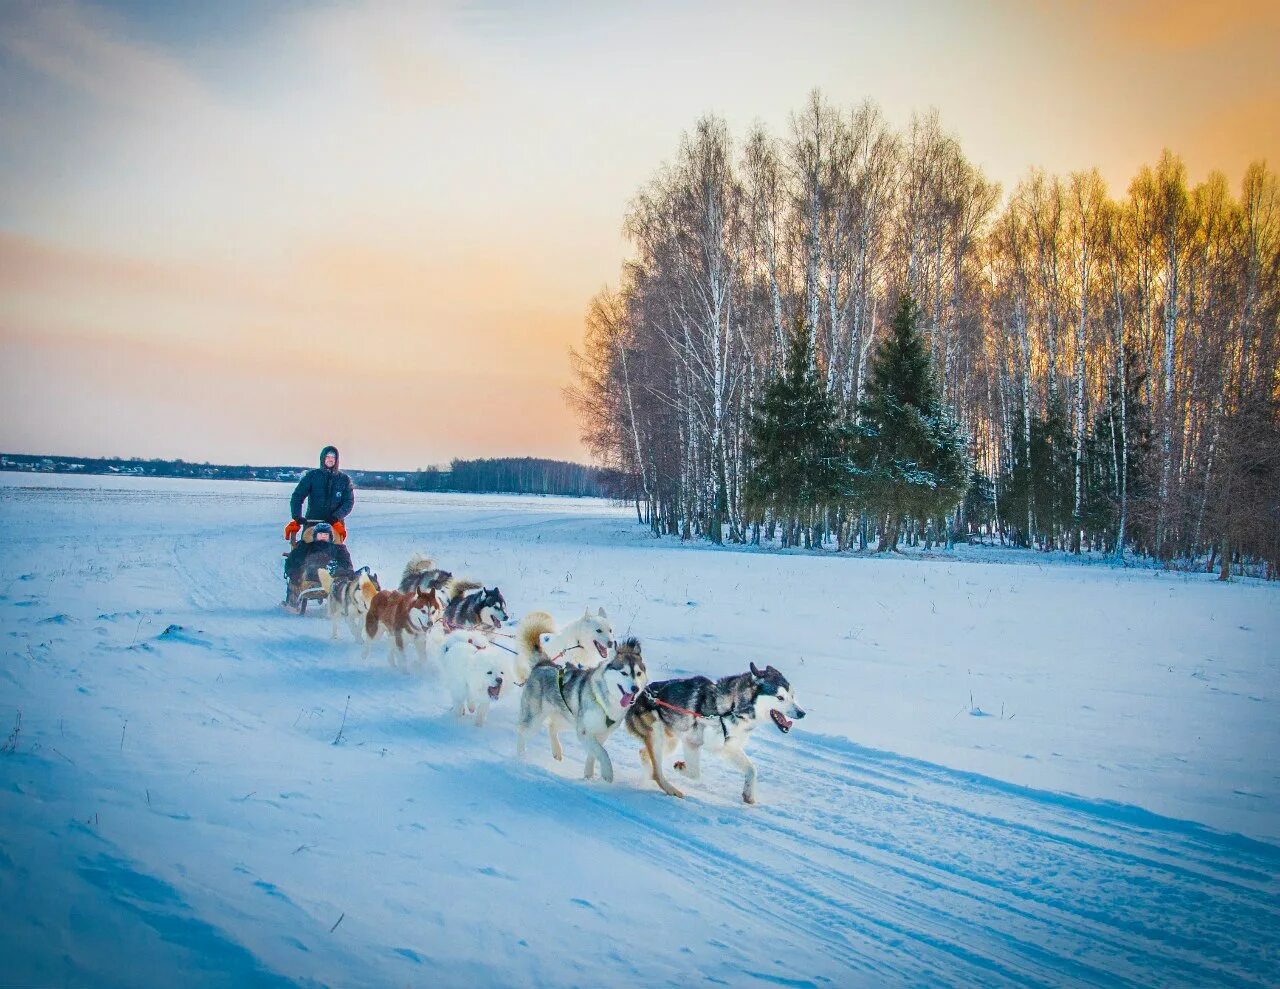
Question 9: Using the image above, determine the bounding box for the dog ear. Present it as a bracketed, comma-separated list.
[584, 606, 592, 617]
[597, 606, 608, 619]
[750, 661, 763, 679]
[766, 664, 779, 675]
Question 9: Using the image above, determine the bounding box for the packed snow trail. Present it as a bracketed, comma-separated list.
[1, 476, 1278, 987]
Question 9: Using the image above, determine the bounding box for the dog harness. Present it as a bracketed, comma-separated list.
[440, 617, 521, 657]
[642, 685, 754, 741]
[556, 667, 618, 727]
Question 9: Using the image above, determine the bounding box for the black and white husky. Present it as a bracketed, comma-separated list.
[442, 579, 509, 629]
[516, 638, 647, 783]
[625, 662, 804, 804]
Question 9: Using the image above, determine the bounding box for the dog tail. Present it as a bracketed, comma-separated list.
[365, 594, 385, 640]
[514, 610, 555, 684]
[400, 552, 435, 587]
[444, 577, 483, 599]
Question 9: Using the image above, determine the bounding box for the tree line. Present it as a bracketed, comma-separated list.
[569, 92, 1280, 578]
[407, 457, 609, 497]
[1, 453, 610, 499]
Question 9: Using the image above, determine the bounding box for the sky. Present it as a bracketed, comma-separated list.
[1, 0, 1277, 471]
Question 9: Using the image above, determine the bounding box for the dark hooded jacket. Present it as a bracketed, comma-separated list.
[290, 446, 354, 523]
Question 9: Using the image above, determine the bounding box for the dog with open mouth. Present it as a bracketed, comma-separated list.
[516, 637, 647, 784]
[626, 662, 804, 804]
[438, 630, 507, 727]
[441, 579, 509, 630]
[512, 606, 614, 685]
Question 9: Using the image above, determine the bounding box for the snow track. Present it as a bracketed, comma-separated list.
[2, 476, 1278, 987]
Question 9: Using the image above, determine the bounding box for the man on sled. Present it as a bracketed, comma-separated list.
[282, 445, 355, 613]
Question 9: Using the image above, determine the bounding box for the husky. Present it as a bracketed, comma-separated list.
[442, 579, 509, 629]
[516, 638, 647, 783]
[317, 564, 381, 641]
[513, 607, 614, 684]
[438, 630, 507, 727]
[363, 588, 442, 672]
[398, 553, 453, 597]
[625, 662, 804, 804]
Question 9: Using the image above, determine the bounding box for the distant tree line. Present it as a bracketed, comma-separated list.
[406, 457, 609, 497]
[0, 454, 609, 499]
[0, 454, 309, 483]
[569, 91, 1280, 579]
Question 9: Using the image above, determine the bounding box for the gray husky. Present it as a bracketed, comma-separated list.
[516, 638, 648, 783]
[443, 580, 509, 629]
[398, 553, 452, 596]
[316, 564, 381, 642]
[625, 662, 804, 804]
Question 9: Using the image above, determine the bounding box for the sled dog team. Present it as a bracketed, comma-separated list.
[316, 553, 805, 804]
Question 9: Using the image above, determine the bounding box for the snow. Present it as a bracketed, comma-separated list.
[1, 472, 1277, 988]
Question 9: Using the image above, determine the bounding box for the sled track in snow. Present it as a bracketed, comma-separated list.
[522, 734, 1280, 988]
[176, 519, 1279, 989]
[11, 491, 1266, 989]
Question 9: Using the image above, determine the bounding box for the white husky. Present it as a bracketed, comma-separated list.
[438, 630, 507, 727]
[513, 607, 614, 684]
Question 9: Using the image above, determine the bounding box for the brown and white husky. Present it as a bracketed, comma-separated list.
[363, 588, 442, 672]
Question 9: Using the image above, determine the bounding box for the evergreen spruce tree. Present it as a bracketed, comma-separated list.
[745, 318, 843, 547]
[996, 402, 1072, 549]
[848, 294, 967, 551]
[960, 468, 996, 542]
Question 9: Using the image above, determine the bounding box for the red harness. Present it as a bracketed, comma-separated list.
[651, 696, 699, 719]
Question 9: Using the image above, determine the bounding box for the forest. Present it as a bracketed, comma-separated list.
[569, 92, 1280, 578]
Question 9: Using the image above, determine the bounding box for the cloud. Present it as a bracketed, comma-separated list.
[1, 1, 231, 124]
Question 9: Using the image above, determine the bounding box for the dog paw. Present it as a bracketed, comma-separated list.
[673, 760, 686, 771]
[742, 791, 756, 805]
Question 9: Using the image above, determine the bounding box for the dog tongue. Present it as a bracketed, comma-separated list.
[595, 640, 608, 659]
[619, 689, 637, 708]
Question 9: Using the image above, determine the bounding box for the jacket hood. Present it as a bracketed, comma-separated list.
[320, 445, 339, 469]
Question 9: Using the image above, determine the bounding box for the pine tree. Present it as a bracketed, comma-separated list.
[847, 294, 968, 551]
[745, 318, 844, 547]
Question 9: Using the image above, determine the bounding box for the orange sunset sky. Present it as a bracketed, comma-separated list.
[2, 0, 1277, 470]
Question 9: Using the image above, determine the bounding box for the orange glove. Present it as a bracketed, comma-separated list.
[332, 520, 347, 543]
[284, 520, 301, 542]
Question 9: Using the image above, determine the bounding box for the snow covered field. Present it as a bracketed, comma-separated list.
[1, 473, 1277, 988]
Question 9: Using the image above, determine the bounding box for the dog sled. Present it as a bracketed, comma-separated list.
[282, 520, 351, 615]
